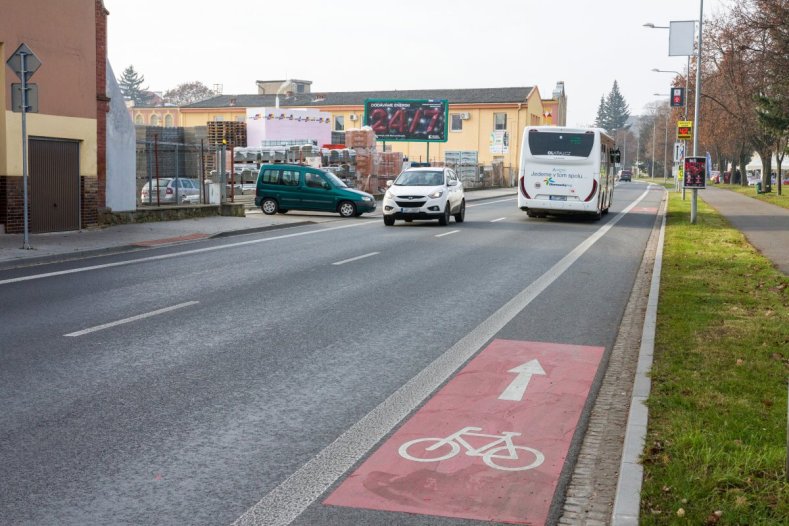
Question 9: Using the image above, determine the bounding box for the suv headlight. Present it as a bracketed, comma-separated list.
[428, 189, 444, 199]
[385, 190, 396, 201]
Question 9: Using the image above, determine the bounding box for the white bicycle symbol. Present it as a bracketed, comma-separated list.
[398, 426, 545, 472]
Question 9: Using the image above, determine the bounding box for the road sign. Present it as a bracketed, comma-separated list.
[673, 141, 685, 163]
[6, 43, 41, 81]
[671, 87, 685, 108]
[677, 120, 693, 140]
[11, 83, 38, 113]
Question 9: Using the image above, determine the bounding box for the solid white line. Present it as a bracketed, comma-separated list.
[467, 197, 516, 207]
[490, 217, 507, 223]
[0, 222, 373, 286]
[331, 252, 379, 266]
[232, 187, 653, 526]
[64, 301, 199, 337]
[435, 230, 459, 238]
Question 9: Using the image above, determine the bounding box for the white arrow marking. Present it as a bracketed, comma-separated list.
[498, 359, 546, 401]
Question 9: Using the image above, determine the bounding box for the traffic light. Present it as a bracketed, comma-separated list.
[671, 87, 685, 108]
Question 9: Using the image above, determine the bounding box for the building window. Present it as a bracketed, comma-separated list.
[213, 115, 224, 121]
[494, 113, 507, 130]
[134, 114, 144, 125]
[235, 115, 245, 122]
[164, 115, 174, 127]
[450, 114, 463, 132]
[334, 115, 345, 131]
[297, 83, 305, 94]
[151, 114, 160, 126]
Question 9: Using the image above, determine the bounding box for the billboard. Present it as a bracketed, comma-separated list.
[245, 107, 332, 147]
[684, 156, 706, 189]
[363, 99, 448, 142]
[669, 20, 696, 56]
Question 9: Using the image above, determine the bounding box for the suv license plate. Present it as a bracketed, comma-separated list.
[401, 207, 420, 213]
[549, 195, 567, 201]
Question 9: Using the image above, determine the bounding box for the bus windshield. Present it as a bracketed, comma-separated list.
[528, 131, 594, 158]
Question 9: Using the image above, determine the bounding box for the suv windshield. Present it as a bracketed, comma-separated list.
[395, 170, 444, 186]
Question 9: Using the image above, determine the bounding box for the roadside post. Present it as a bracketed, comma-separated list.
[6, 43, 42, 249]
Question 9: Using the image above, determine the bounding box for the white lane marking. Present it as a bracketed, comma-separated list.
[332, 252, 379, 266]
[64, 301, 199, 337]
[0, 222, 373, 286]
[467, 197, 516, 207]
[490, 217, 507, 223]
[232, 187, 653, 526]
[435, 230, 460, 238]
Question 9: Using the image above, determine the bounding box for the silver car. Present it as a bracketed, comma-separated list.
[140, 178, 201, 204]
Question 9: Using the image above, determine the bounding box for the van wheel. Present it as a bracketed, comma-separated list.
[338, 201, 356, 218]
[261, 198, 278, 215]
[439, 205, 450, 226]
[454, 199, 466, 223]
[383, 215, 395, 226]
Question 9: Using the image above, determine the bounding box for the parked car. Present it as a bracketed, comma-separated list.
[618, 169, 632, 182]
[382, 167, 465, 226]
[140, 178, 201, 204]
[254, 164, 376, 217]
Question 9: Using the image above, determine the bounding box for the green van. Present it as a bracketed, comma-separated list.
[255, 164, 377, 217]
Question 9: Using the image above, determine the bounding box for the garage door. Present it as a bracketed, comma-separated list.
[29, 138, 80, 233]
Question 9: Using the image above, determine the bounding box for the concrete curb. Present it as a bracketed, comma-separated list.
[611, 192, 668, 524]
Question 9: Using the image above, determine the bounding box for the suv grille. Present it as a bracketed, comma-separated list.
[395, 200, 426, 207]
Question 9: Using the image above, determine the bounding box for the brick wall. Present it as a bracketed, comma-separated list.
[96, 0, 109, 210]
[0, 177, 27, 234]
[81, 176, 99, 228]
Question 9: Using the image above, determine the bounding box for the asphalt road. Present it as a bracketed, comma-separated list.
[0, 182, 663, 526]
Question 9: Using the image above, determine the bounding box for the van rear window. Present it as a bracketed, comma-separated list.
[528, 132, 594, 157]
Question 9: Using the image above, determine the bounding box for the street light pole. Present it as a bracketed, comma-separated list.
[691, 0, 704, 224]
[651, 117, 656, 179]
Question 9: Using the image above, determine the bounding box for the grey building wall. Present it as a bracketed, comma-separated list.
[106, 62, 136, 211]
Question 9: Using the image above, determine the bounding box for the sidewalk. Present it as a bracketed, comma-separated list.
[0, 187, 516, 268]
[699, 186, 789, 274]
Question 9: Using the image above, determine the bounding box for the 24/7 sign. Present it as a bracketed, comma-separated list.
[364, 99, 448, 142]
[677, 120, 693, 140]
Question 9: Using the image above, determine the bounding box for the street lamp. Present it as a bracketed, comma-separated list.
[645, 6, 705, 223]
[654, 94, 670, 180]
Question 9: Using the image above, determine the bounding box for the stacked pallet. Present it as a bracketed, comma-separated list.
[378, 151, 403, 178]
[207, 121, 247, 147]
[346, 127, 378, 182]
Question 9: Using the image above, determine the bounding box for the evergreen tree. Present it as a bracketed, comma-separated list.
[595, 81, 631, 133]
[594, 96, 607, 129]
[606, 80, 631, 131]
[118, 65, 152, 106]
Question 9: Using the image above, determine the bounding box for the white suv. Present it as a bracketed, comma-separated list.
[382, 167, 465, 226]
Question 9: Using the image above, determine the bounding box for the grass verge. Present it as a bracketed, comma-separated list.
[716, 183, 789, 210]
[641, 191, 789, 524]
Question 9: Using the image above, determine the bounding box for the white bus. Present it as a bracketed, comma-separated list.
[518, 126, 618, 220]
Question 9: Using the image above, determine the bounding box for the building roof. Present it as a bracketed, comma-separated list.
[182, 87, 535, 109]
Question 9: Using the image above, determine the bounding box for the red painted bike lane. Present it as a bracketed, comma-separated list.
[324, 339, 604, 525]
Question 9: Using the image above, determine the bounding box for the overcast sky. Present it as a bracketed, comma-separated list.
[103, 0, 731, 127]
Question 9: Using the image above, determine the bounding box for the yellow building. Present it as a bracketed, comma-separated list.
[130, 81, 568, 172]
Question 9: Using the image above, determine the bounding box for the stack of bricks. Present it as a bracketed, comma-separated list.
[378, 151, 403, 178]
[345, 128, 378, 188]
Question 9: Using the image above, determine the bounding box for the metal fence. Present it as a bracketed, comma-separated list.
[444, 163, 517, 189]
